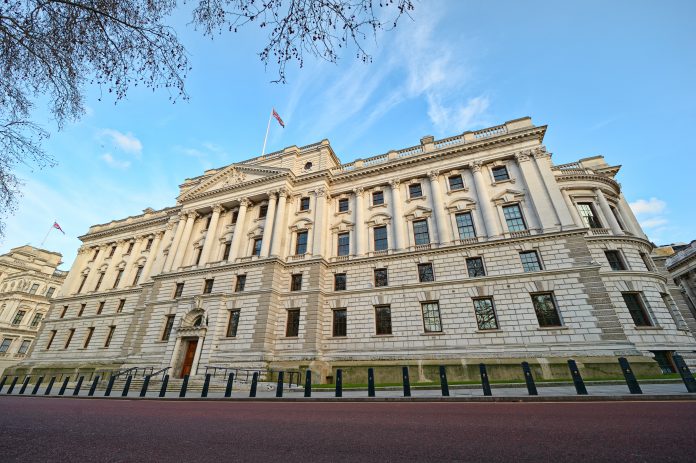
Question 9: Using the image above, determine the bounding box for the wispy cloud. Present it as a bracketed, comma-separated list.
[101, 153, 131, 169]
[630, 197, 669, 239]
[99, 129, 143, 155]
[630, 197, 666, 215]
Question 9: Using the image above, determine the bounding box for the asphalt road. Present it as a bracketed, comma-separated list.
[1, 397, 695, 462]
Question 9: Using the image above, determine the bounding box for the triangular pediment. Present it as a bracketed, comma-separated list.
[491, 189, 525, 204]
[179, 164, 290, 201]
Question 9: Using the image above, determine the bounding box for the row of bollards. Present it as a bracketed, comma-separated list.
[2, 355, 695, 398]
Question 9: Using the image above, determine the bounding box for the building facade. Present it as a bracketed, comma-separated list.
[661, 241, 696, 319]
[13, 117, 696, 383]
[0, 246, 66, 376]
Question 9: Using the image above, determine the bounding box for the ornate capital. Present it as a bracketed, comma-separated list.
[266, 189, 278, 198]
[470, 161, 483, 173]
[515, 151, 532, 163]
[237, 198, 251, 208]
[278, 187, 289, 197]
[533, 145, 550, 159]
[427, 170, 440, 181]
[212, 204, 224, 214]
[314, 187, 326, 197]
[389, 179, 401, 189]
[353, 187, 365, 197]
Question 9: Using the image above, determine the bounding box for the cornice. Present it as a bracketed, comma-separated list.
[585, 234, 653, 250]
[52, 287, 144, 304]
[555, 173, 621, 193]
[79, 214, 175, 242]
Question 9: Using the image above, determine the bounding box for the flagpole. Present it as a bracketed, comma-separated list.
[40, 222, 54, 247]
[261, 108, 273, 157]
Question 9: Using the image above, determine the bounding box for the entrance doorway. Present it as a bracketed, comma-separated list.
[180, 339, 198, 378]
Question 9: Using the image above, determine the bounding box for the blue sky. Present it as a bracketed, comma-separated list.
[2, 0, 695, 269]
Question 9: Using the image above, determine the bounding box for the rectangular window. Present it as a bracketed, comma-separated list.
[337, 233, 350, 256]
[205, 216, 212, 230]
[46, 330, 57, 350]
[18, 340, 31, 354]
[333, 309, 347, 337]
[109, 246, 116, 257]
[338, 198, 349, 212]
[252, 238, 263, 256]
[12, 310, 26, 325]
[104, 326, 116, 347]
[373, 226, 388, 251]
[92, 249, 100, 261]
[418, 263, 435, 282]
[194, 248, 203, 266]
[145, 238, 153, 251]
[375, 305, 392, 335]
[0, 338, 11, 353]
[235, 274, 247, 292]
[413, 219, 430, 245]
[64, 328, 75, 349]
[300, 197, 310, 211]
[286, 309, 300, 337]
[133, 266, 144, 285]
[640, 252, 655, 272]
[503, 204, 527, 232]
[491, 165, 510, 182]
[577, 203, 603, 228]
[174, 282, 184, 298]
[77, 304, 86, 317]
[372, 191, 384, 205]
[455, 212, 476, 239]
[29, 283, 39, 294]
[520, 251, 542, 272]
[231, 210, 239, 224]
[448, 175, 464, 190]
[46, 287, 55, 298]
[290, 274, 303, 291]
[113, 269, 123, 289]
[222, 242, 231, 261]
[295, 230, 308, 255]
[473, 298, 499, 330]
[226, 310, 241, 337]
[30, 313, 43, 328]
[94, 272, 105, 291]
[466, 257, 486, 277]
[116, 299, 125, 313]
[60, 305, 68, 318]
[259, 204, 268, 219]
[421, 302, 442, 333]
[203, 279, 214, 294]
[374, 268, 388, 287]
[83, 327, 95, 348]
[622, 292, 652, 327]
[77, 275, 87, 294]
[334, 273, 347, 291]
[408, 183, 423, 198]
[531, 293, 562, 327]
[162, 315, 175, 341]
[97, 301, 105, 315]
[605, 250, 626, 271]
[126, 242, 134, 254]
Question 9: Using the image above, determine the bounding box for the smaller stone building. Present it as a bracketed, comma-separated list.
[657, 241, 696, 318]
[0, 246, 67, 376]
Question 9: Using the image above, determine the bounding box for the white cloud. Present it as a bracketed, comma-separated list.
[630, 197, 666, 215]
[99, 129, 143, 155]
[630, 197, 669, 232]
[101, 153, 131, 169]
[639, 217, 668, 229]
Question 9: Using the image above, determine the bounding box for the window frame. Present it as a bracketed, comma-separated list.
[374, 268, 388, 287]
[466, 257, 486, 277]
[577, 202, 603, 229]
[372, 190, 385, 206]
[290, 273, 303, 291]
[332, 308, 347, 337]
[235, 274, 247, 292]
[417, 263, 435, 282]
[252, 238, 263, 256]
[408, 183, 423, 199]
[337, 232, 350, 256]
[104, 326, 116, 348]
[83, 327, 95, 348]
[412, 219, 430, 245]
[502, 204, 527, 232]
[520, 251, 543, 272]
[473, 297, 499, 330]
[11, 310, 26, 326]
[448, 175, 465, 191]
[64, 328, 75, 349]
[0, 338, 12, 353]
[299, 196, 310, 211]
[455, 212, 477, 239]
[622, 292, 653, 327]
[375, 305, 393, 335]
[162, 315, 175, 341]
[18, 339, 31, 354]
[491, 165, 510, 182]
[334, 273, 347, 291]
[531, 292, 563, 328]
[421, 301, 443, 333]
[373, 225, 388, 251]
[203, 278, 214, 294]
[173, 282, 185, 299]
[295, 230, 309, 255]
[46, 330, 57, 350]
[285, 308, 301, 337]
[116, 299, 126, 313]
[338, 198, 349, 212]
[604, 250, 627, 271]
[226, 310, 241, 337]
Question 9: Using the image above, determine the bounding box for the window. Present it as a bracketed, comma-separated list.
[622, 293, 652, 327]
[83, 327, 94, 348]
[374, 268, 388, 287]
[421, 302, 442, 333]
[109, 246, 116, 257]
[413, 219, 430, 245]
[205, 216, 212, 230]
[145, 238, 154, 251]
[0, 338, 11, 353]
[338, 198, 349, 212]
[455, 212, 477, 239]
[92, 249, 100, 261]
[372, 191, 384, 205]
[12, 310, 26, 325]
[173, 282, 184, 298]
[126, 242, 134, 254]
[466, 257, 486, 277]
[286, 309, 300, 337]
[104, 326, 116, 347]
[113, 269, 124, 289]
[60, 305, 68, 318]
[503, 204, 526, 232]
[64, 329, 75, 349]
[295, 231, 308, 255]
[77, 275, 87, 294]
[18, 340, 31, 354]
[235, 275, 247, 292]
[133, 266, 144, 285]
[77, 304, 86, 317]
[116, 299, 126, 313]
[231, 210, 239, 224]
[252, 238, 263, 256]
[640, 252, 655, 272]
[520, 251, 542, 272]
[30, 313, 43, 328]
[333, 309, 347, 337]
[203, 279, 214, 294]
[97, 302, 105, 315]
[194, 247, 203, 266]
[222, 242, 231, 261]
[290, 274, 303, 291]
[373, 226, 388, 251]
[375, 305, 392, 335]
[408, 183, 423, 198]
[94, 272, 105, 291]
[226, 310, 241, 337]
[610, 206, 626, 231]
[448, 175, 464, 190]
[473, 298, 499, 330]
[46, 330, 57, 350]
[162, 315, 175, 341]
[29, 283, 39, 294]
[259, 204, 268, 219]
[300, 197, 310, 211]
[334, 273, 347, 291]
[605, 250, 626, 271]
[577, 203, 603, 229]
[46, 287, 55, 298]
[337, 233, 350, 256]
[491, 165, 510, 182]
[531, 293, 562, 327]
[418, 263, 434, 282]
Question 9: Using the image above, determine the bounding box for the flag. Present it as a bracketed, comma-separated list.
[53, 221, 65, 235]
[272, 108, 285, 128]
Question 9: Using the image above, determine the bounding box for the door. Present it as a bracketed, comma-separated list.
[180, 339, 198, 378]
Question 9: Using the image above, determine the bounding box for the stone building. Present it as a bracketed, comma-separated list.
[0, 246, 67, 376]
[13, 117, 696, 383]
[657, 241, 696, 320]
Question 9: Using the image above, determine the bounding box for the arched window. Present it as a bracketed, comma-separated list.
[192, 316, 203, 327]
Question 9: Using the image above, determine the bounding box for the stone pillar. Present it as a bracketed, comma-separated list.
[312, 188, 327, 256]
[150, 223, 175, 277]
[84, 245, 108, 291]
[389, 180, 406, 251]
[270, 189, 289, 257]
[471, 161, 500, 237]
[353, 188, 365, 256]
[171, 212, 197, 270]
[190, 336, 205, 376]
[141, 231, 164, 281]
[533, 147, 576, 228]
[561, 189, 583, 227]
[515, 151, 557, 231]
[123, 237, 145, 287]
[427, 171, 451, 245]
[164, 214, 186, 271]
[618, 194, 647, 239]
[260, 192, 278, 257]
[229, 198, 250, 261]
[169, 337, 182, 369]
[595, 188, 622, 235]
[200, 205, 223, 265]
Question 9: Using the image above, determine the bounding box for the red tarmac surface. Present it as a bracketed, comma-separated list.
[1, 397, 695, 462]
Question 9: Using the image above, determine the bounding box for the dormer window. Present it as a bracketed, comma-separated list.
[300, 197, 310, 211]
[491, 166, 510, 182]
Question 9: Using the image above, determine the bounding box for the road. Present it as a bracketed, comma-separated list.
[1, 397, 694, 462]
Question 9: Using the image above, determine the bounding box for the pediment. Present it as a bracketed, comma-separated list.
[331, 219, 355, 232]
[178, 164, 290, 201]
[446, 197, 477, 211]
[290, 217, 313, 231]
[404, 205, 432, 219]
[366, 212, 392, 226]
[491, 189, 525, 204]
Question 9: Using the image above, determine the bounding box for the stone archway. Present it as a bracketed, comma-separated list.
[169, 308, 208, 378]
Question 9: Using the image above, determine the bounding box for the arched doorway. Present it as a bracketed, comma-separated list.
[170, 309, 208, 378]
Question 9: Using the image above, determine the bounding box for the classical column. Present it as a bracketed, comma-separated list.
[66, 247, 91, 294]
[427, 170, 450, 245]
[561, 189, 583, 227]
[595, 188, 622, 235]
[123, 237, 145, 287]
[200, 205, 223, 265]
[141, 231, 164, 281]
[618, 194, 647, 239]
[470, 161, 500, 237]
[389, 180, 406, 251]
[270, 189, 289, 257]
[353, 188, 365, 255]
[533, 147, 575, 228]
[260, 192, 278, 257]
[171, 212, 197, 270]
[229, 198, 250, 260]
[164, 213, 186, 271]
[312, 188, 327, 256]
[84, 244, 108, 291]
[515, 151, 557, 231]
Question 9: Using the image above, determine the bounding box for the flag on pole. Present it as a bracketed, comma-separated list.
[53, 221, 65, 235]
[272, 108, 285, 128]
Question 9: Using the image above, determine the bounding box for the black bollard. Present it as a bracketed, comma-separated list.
[367, 368, 375, 397]
[121, 375, 133, 397]
[402, 366, 411, 397]
[673, 353, 696, 393]
[179, 375, 189, 397]
[521, 362, 538, 396]
[201, 374, 211, 398]
[105, 376, 116, 396]
[0, 376, 7, 393]
[250, 372, 259, 398]
[439, 366, 450, 397]
[159, 374, 170, 398]
[32, 377, 44, 395]
[140, 375, 151, 397]
[335, 369, 343, 398]
[567, 360, 588, 395]
[44, 377, 56, 395]
[276, 371, 284, 398]
[73, 376, 85, 396]
[7, 377, 19, 394]
[224, 373, 234, 398]
[303, 370, 311, 398]
[479, 364, 492, 396]
[89, 376, 100, 396]
[58, 377, 70, 396]
[19, 376, 31, 395]
[618, 357, 642, 394]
